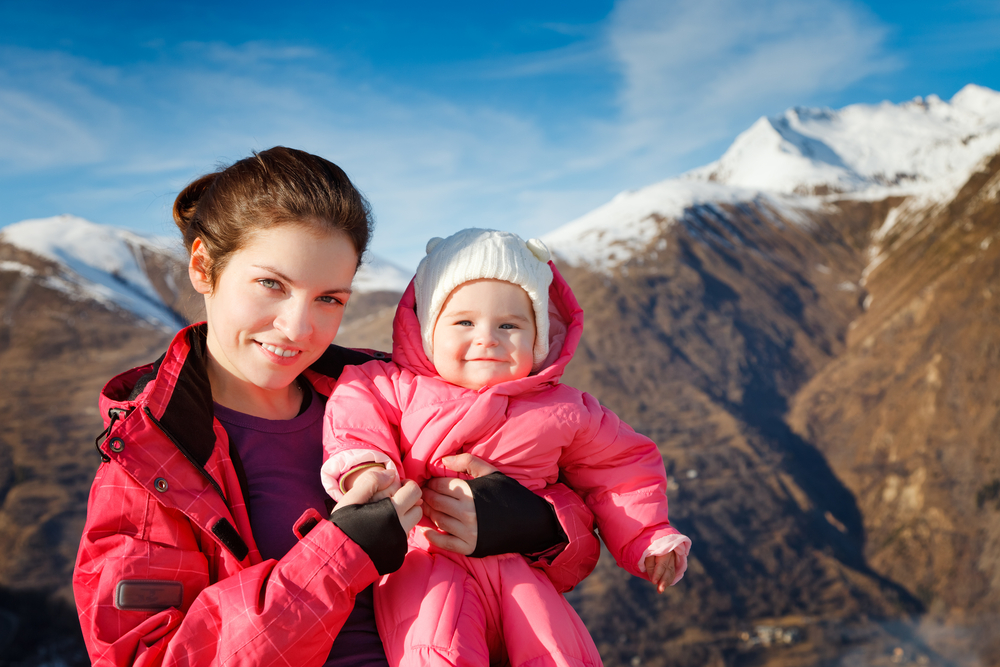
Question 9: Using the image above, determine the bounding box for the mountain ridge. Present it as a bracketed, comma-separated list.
[543, 84, 1000, 279]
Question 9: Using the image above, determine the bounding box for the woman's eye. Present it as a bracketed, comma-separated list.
[258, 279, 280, 290]
[319, 295, 345, 306]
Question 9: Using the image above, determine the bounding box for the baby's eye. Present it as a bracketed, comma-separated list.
[499, 323, 517, 330]
[457, 320, 473, 326]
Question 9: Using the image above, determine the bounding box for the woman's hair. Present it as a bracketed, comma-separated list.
[173, 146, 373, 287]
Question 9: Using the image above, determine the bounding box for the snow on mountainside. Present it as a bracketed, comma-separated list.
[542, 180, 815, 272]
[0, 215, 411, 329]
[354, 254, 412, 293]
[1, 215, 188, 330]
[691, 84, 1000, 198]
[545, 84, 1000, 272]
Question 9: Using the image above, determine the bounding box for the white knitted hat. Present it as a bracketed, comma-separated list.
[414, 228, 553, 369]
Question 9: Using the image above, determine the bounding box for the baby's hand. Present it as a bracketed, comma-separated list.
[333, 467, 422, 534]
[343, 463, 394, 500]
[645, 551, 678, 594]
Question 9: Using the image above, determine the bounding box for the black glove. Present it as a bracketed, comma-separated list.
[329, 498, 408, 575]
[468, 472, 567, 558]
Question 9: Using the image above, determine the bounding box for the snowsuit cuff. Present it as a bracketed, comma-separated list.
[321, 449, 398, 500]
[638, 534, 692, 586]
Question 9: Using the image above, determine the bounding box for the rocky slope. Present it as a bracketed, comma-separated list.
[788, 151, 1000, 643]
[0, 221, 186, 665]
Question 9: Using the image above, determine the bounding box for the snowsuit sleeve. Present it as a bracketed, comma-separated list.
[73, 463, 381, 667]
[560, 392, 690, 582]
[321, 361, 407, 499]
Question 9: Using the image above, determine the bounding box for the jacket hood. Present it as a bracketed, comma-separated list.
[391, 261, 583, 395]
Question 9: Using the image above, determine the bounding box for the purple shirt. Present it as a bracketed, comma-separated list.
[214, 384, 387, 667]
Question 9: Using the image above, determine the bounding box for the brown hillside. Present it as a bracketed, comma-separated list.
[0, 243, 179, 665]
[788, 153, 1000, 654]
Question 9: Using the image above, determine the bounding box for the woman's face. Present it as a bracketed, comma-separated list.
[190, 223, 358, 404]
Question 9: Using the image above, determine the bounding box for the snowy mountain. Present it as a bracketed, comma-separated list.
[545, 84, 1000, 272]
[1, 215, 189, 331]
[354, 253, 412, 293]
[0, 215, 413, 331]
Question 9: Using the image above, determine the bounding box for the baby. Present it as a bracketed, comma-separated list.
[322, 229, 691, 666]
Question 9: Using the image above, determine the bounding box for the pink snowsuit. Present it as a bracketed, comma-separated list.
[323, 264, 691, 666]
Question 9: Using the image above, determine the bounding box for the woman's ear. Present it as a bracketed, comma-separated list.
[188, 238, 213, 295]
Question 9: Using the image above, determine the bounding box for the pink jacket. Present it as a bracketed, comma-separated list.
[73, 324, 600, 667]
[323, 265, 690, 581]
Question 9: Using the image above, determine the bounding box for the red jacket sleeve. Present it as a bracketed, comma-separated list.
[527, 482, 601, 593]
[73, 462, 380, 667]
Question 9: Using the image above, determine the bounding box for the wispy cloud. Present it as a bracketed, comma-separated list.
[0, 0, 902, 266]
[0, 86, 105, 169]
[0, 48, 119, 171]
[605, 0, 900, 164]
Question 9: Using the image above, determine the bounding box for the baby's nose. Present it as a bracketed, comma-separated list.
[475, 328, 499, 345]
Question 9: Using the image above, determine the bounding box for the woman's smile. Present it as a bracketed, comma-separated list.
[257, 341, 303, 359]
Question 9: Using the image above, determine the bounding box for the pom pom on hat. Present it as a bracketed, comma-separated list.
[415, 228, 553, 369]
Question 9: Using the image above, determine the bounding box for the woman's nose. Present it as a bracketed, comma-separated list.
[274, 299, 313, 340]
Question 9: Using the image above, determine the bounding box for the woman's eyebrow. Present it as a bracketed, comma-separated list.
[252, 264, 292, 281]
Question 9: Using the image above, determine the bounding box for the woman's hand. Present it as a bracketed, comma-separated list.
[336, 467, 423, 534]
[422, 454, 498, 555]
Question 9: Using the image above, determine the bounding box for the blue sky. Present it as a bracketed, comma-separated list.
[1, 0, 998, 267]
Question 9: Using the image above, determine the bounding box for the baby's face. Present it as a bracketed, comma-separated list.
[432, 279, 536, 390]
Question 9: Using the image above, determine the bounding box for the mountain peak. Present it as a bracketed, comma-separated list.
[687, 113, 863, 195]
[545, 85, 1000, 272]
[950, 83, 1000, 118]
[692, 86, 1000, 198]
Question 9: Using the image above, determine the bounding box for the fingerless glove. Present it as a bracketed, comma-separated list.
[468, 472, 566, 558]
[329, 498, 408, 575]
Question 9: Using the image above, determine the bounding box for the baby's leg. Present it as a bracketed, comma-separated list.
[375, 549, 491, 666]
[464, 554, 603, 667]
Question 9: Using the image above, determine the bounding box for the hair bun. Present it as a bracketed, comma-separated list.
[172, 173, 217, 239]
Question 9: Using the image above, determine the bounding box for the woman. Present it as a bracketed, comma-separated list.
[73, 147, 599, 666]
